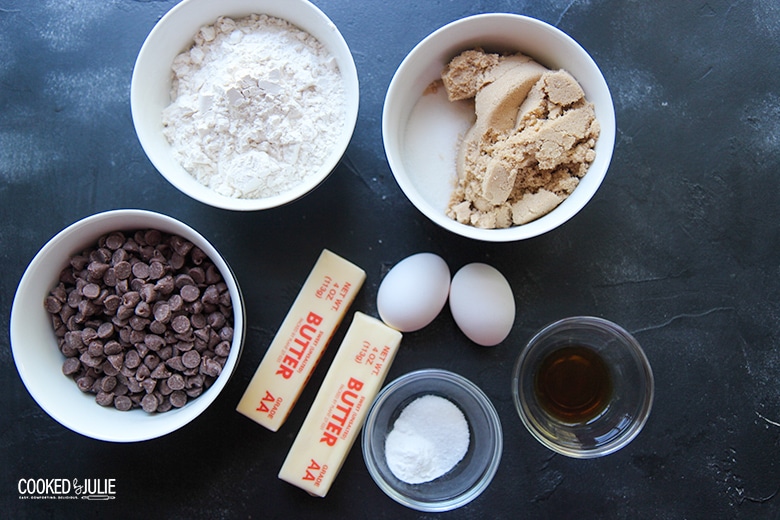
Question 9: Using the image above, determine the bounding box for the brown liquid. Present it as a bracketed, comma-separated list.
[534, 345, 612, 423]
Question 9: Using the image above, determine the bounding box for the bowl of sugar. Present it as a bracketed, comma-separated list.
[382, 14, 615, 241]
[362, 369, 502, 512]
[131, 0, 359, 210]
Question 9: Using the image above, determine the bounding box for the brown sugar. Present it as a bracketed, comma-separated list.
[441, 49, 600, 228]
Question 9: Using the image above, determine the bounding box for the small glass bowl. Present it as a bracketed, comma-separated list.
[362, 369, 502, 512]
[512, 316, 654, 458]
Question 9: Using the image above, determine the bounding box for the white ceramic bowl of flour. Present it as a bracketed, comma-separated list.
[131, 0, 359, 211]
[383, 14, 616, 241]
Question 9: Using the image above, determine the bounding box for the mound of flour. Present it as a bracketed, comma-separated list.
[162, 15, 346, 199]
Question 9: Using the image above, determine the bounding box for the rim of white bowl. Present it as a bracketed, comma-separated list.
[382, 13, 616, 242]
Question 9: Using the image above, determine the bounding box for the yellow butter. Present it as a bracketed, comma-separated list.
[236, 249, 365, 432]
[278, 312, 402, 497]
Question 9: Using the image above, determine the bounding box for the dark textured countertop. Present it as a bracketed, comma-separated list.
[2, 1, 780, 518]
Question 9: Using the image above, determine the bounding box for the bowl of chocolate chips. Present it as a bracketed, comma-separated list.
[10, 209, 245, 442]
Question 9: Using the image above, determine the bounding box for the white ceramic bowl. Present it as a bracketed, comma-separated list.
[131, 0, 359, 211]
[382, 14, 616, 241]
[10, 210, 245, 442]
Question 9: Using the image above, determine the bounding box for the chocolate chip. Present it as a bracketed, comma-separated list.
[77, 376, 94, 392]
[135, 301, 152, 319]
[158, 345, 173, 361]
[169, 252, 185, 271]
[129, 315, 150, 331]
[97, 322, 114, 339]
[144, 334, 165, 352]
[112, 248, 128, 264]
[87, 263, 109, 282]
[191, 248, 207, 266]
[114, 395, 132, 411]
[168, 294, 184, 312]
[149, 320, 167, 335]
[135, 341, 149, 358]
[144, 229, 162, 246]
[96, 391, 114, 407]
[191, 313, 207, 330]
[215, 341, 231, 358]
[144, 354, 160, 371]
[169, 390, 187, 408]
[171, 315, 191, 334]
[153, 303, 171, 323]
[179, 284, 200, 303]
[126, 377, 142, 394]
[124, 349, 141, 369]
[207, 311, 226, 329]
[141, 393, 158, 413]
[114, 261, 132, 280]
[62, 357, 80, 375]
[136, 364, 151, 381]
[219, 326, 234, 342]
[116, 304, 134, 321]
[205, 264, 222, 285]
[105, 232, 125, 251]
[107, 353, 124, 371]
[104, 340, 122, 356]
[142, 378, 157, 394]
[182, 350, 200, 369]
[100, 376, 117, 393]
[170, 236, 193, 257]
[158, 379, 172, 396]
[156, 399, 173, 413]
[200, 357, 222, 378]
[149, 261, 166, 280]
[186, 387, 203, 399]
[155, 275, 175, 296]
[132, 262, 150, 280]
[44, 295, 63, 314]
[165, 356, 185, 372]
[103, 294, 121, 313]
[189, 266, 206, 284]
[80, 352, 102, 368]
[167, 373, 185, 391]
[139, 283, 157, 303]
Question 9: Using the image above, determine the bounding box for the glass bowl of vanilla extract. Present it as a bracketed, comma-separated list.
[512, 316, 654, 458]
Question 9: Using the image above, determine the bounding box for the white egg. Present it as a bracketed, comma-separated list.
[377, 253, 451, 332]
[449, 263, 515, 346]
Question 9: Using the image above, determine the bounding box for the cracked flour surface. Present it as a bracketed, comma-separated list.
[162, 15, 345, 199]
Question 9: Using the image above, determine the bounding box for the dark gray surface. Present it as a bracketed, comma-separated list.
[2, 0, 780, 518]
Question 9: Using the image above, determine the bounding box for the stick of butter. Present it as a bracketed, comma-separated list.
[278, 312, 402, 497]
[236, 249, 366, 432]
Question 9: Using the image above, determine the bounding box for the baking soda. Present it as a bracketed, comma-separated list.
[162, 15, 346, 199]
[384, 394, 469, 484]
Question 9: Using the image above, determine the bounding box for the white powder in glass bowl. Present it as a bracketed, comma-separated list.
[384, 394, 470, 484]
[161, 14, 346, 199]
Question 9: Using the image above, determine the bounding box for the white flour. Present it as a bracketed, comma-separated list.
[384, 394, 470, 484]
[162, 15, 346, 199]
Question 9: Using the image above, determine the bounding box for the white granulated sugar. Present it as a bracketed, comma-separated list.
[384, 394, 470, 484]
[162, 15, 346, 199]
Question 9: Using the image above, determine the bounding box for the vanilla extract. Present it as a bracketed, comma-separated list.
[534, 345, 613, 424]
